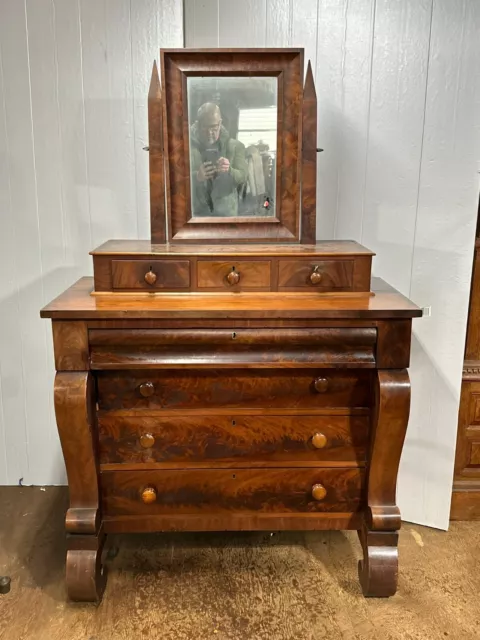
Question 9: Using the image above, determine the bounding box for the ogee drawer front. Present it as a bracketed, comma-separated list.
[101, 468, 364, 516]
[89, 327, 377, 369]
[97, 414, 369, 465]
[111, 259, 190, 290]
[197, 260, 270, 289]
[278, 259, 353, 290]
[96, 369, 372, 411]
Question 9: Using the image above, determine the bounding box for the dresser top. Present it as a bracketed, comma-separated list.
[41, 277, 421, 320]
[90, 239, 375, 257]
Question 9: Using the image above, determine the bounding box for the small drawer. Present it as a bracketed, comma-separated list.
[97, 414, 369, 465]
[197, 260, 270, 289]
[101, 468, 365, 516]
[278, 259, 353, 290]
[111, 259, 190, 290]
[96, 369, 372, 411]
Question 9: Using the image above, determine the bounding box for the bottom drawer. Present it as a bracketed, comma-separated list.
[101, 468, 364, 516]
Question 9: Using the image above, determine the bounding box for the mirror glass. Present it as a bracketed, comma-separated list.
[187, 76, 278, 218]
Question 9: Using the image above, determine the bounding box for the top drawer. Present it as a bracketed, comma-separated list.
[197, 260, 270, 290]
[278, 259, 353, 290]
[111, 260, 190, 291]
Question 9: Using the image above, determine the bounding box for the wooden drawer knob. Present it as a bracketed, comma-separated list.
[139, 433, 155, 449]
[309, 265, 322, 285]
[144, 269, 157, 285]
[226, 267, 240, 286]
[312, 432, 328, 449]
[141, 486, 157, 504]
[138, 381, 155, 397]
[313, 377, 329, 393]
[312, 484, 327, 501]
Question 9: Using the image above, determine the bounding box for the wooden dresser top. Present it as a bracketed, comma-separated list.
[90, 240, 375, 257]
[41, 277, 421, 320]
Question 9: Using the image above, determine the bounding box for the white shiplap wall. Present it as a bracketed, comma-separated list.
[185, 0, 480, 529]
[0, 0, 183, 486]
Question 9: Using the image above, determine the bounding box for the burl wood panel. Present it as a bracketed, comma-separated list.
[161, 49, 303, 243]
[96, 369, 372, 412]
[52, 321, 89, 370]
[148, 61, 166, 244]
[197, 261, 271, 290]
[101, 468, 364, 516]
[97, 414, 369, 466]
[278, 259, 354, 291]
[111, 260, 190, 290]
[89, 328, 377, 369]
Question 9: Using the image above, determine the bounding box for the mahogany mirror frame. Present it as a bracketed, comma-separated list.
[154, 48, 305, 244]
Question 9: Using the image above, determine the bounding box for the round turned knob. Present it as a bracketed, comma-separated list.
[139, 433, 155, 449]
[312, 483, 327, 501]
[312, 432, 328, 449]
[313, 377, 329, 393]
[141, 486, 157, 504]
[138, 381, 155, 398]
[226, 267, 240, 286]
[144, 270, 157, 285]
[309, 265, 322, 286]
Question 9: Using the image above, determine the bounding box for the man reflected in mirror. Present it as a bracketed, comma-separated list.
[190, 103, 247, 216]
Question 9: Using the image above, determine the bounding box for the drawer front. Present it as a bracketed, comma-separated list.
[98, 414, 369, 465]
[278, 259, 353, 290]
[96, 369, 372, 411]
[101, 468, 364, 516]
[111, 259, 190, 290]
[197, 260, 271, 290]
[89, 327, 377, 369]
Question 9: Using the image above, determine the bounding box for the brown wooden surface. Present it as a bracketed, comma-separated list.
[358, 526, 399, 597]
[366, 370, 410, 532]
[95, 369, 372, 412]
[54, 372, 100, 534]
[111, 259, 190, 290]
[52, 321, 89, 370]
[89, 327, 377, 369]
[300, 60, 317, 244]
[101, 468, 364, 516]
[148, 61, 166, 243]
[197, 260, 271, 290]
[40, 276, 422, 320]
[278, 259, 354, 290]
[97, 414, 369, 465]
[90, 239, 375, 256]
[161, 49, 303, 243]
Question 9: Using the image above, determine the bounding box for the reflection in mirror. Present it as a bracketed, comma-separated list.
[187, 76, 278, 218]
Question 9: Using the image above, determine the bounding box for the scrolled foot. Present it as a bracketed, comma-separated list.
[66, 535, 107, 603]
[357, 527, 398, 597]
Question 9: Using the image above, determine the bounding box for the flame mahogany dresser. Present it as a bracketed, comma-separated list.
[41, 49, 421, 602]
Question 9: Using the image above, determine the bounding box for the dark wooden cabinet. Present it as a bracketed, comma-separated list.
[41, 47, 421, 602]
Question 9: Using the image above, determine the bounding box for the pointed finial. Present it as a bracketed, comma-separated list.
[149, 60, 161, 100]
[304, 60, 317, 99]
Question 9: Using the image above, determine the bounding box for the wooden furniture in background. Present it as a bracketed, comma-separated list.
[41, 47, 421, 602]
[451, 198, 480, 519]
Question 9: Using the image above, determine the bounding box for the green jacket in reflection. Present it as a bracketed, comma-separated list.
[189, 109, 247, 217]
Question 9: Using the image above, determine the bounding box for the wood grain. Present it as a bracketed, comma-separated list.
[95, 369, 372, 412]
[300, 60, 317, 244]
[101, 468, 365, 516]
[278, 259, 354, 290]
[148, 60, 166, 243]
[97, 414, 369, 465]
[52, 321, 89, 370]
[111, 259, 190, 290]
[54, 372, 100, 534]
[197, 260, 271, 289]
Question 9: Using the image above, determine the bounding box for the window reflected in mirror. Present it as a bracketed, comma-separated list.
[187, 76, 278, 218]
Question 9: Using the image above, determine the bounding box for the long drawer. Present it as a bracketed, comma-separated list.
[96, 369, 372, 411]
[101, 468, 364, 516]
[97, 414, 369, 465]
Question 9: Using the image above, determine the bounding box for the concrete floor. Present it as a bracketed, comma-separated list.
[0, 487, 478, 640]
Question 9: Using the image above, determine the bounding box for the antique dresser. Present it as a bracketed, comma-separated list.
[41, 49, 421, 602]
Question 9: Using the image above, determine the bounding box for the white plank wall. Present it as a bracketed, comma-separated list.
[185, 0, 480, 529]
[0, 0, 183, 486]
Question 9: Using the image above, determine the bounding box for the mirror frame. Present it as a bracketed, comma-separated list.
[157, 48, 304, 244]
